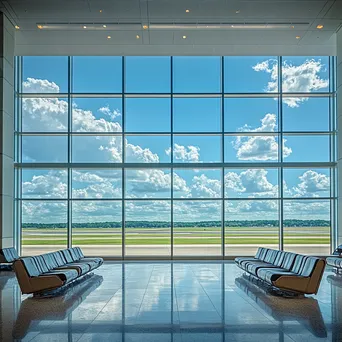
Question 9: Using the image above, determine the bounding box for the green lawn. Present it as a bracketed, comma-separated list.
[21, 226, 330, 245]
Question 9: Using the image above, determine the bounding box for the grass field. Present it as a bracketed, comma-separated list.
[21, 226, 330, 246]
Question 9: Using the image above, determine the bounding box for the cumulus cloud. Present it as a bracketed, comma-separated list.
[127, 169, 189, 196]
[166, 144, 200, 162]
[98, 105, 121, 120]
[72, 170, 122, 199]
[233, 114, 292, 161]
[22, 170, 67, 198]
[22, 201, 67, 223]
[288, 170, 330, 198]
[253, 58, 329, 107]
[22, 77, 60, 93]
[191, 174, 221, 198]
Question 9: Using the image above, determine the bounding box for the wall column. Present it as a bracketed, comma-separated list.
[0, 12, 14, 249]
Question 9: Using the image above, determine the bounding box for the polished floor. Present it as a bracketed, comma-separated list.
[0, 261, 341, 342]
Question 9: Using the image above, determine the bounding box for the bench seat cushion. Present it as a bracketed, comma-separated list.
[62, 263, 91, 275]
[257, 268, 297, 283]
[246, 262, 280, 276]
[326, 257, 342, 268]
[43, 269, 79, 283]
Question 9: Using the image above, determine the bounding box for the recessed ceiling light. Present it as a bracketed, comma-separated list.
[316, 24, 324, 29]
[136, 35, 140, 39]
[83, 25, 87, 29]
[182, 35, 187, 39]
[296, 36, 301, 39]
[185, 9, 190, 13]
[37, 24, 43, 29]
[143, 25, 148, 30]
[15, 25, 20, 29]
[291, 25, 295, 29]
[236, 10, 240, 14]
[99, 9, 102, 13]
[103, 25, 107, 28]
[107, 35, 111, 39]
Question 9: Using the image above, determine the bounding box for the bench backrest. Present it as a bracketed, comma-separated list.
[0, 247, 19, 263]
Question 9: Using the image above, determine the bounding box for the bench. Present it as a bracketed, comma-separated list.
[326, 244, 342, 274]
[0, 247, 19, 270]
[13, 247, 103, 295]
[235, 247, 326, 295]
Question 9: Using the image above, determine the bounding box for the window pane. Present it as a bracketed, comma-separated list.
[173, 98, 221, 132]
[125, 200, 171, 257]
[224, 56, 278, 93]
[72, 98, 122, 132]
[282, 56, 329, 93]
[283, 135, 330, 162]
[225, 168, 278, 198]
[22, 136, 68, 163]
[173, 169, 221, 198]
[283, 200, 330, 255]
[72, 201, 122, 257]
[125, 169, 171, 198]
[173, 201, 222, 256]
[173, 136, 221, 163]
[73, 56, 122, 93]
[283, 168, 330, 198]
[23, 56, 68, 93]
[72, 170, 122, 199]
[22, 201, 67, 256]
[125, 98, 170, 132]
[224, 98, 278, 132]
[283, 97, 329, 131]
[72, 136, 122, 163]
[225, 200, 279, 256]
[22, 97, 68, 132]
[125, 136, 170, 163]
[22, 169, 67, 199]
[225, 135, 279, 162]
[125, 57, 171, 93]
[173, 57, 221, 93]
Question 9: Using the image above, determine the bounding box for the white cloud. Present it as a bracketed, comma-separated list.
[288, 170, 330, 198]
[233, 114, 292, 161]
[191, 174, 221, 198]
[22, 77, 60, 93]
[283, 200, 329, 220]
[23, 201, 67, 223]
[22, 170, 67, 198]
[126, 143, 160, 163]
[253, 58, 329, 108]
[98, 105, 121, 120]
[166, 144, 200, 162]
[224, 169, 278, 197]
[127, 169, 189, 196]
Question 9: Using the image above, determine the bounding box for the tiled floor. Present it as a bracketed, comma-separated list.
[1, 261, 342, 342]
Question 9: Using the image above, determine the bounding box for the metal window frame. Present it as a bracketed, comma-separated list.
[15, 56, 337, 259]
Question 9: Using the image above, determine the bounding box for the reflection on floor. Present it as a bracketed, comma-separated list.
[1, 261, 342, 341]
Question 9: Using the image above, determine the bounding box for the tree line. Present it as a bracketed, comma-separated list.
[22, 219, 330, 229]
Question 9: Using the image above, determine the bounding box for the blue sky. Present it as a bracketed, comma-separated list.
[20, 56, 332, 223]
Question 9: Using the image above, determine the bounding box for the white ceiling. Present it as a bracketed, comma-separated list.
[1, 0, 342, 56]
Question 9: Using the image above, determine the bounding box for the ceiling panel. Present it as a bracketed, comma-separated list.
[2, 0, 341, 56]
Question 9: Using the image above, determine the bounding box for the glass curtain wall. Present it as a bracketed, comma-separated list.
[15, 56, 336, 258]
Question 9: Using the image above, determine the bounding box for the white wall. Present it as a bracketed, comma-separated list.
[0, 13, 14, 249]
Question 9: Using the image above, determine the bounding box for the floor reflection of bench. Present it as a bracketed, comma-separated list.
[12, 274, 103, 339]
[235, 274, 327, 338]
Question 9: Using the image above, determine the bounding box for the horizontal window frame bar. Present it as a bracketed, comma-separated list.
[18, 92, 335, 98]
[16, 131, 335, 136]
[17, 197, 336, 201]
[15, 162, 337, 169]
